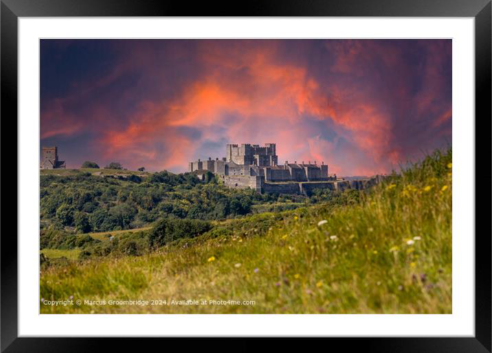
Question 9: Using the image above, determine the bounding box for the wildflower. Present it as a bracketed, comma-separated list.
[389, 246, 400, 253]
[41, 298, 45, 302]
[447, 162, 452, 169]
[69, 295, 74, 300]
[318, 220, 328, 227]
[254, 268, 259, 273]
[368, 227, 374, 232]
[294, 216, 298, 221]
[413, 236, 421, 241]
[288, 246, 295, 252]
[410, 262, 416, 268]
[234, 263, 241, 268]
[423, 186, 432, 192]
[294, 274, 300, 279]
[420, 273, 427, 283]
[398, 285, 404, 291]
[330, 235, 338, 241]
[238, 239, 243, 243]
[406, 239, 415, 245]
[316, 281, 323, 288]
[373, 250, 378, 255]
[441, 185, 448, 192]
[387, 184, 396, 190]
[207, 256, 216, 262]
[281, 235, 288, 240]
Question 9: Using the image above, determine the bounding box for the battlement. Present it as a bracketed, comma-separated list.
[226, 143, 278, 166]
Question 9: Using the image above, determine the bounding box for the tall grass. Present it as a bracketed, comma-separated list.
[40, 149, 452, 314]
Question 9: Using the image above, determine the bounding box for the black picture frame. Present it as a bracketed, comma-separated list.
[1, 0, 490, 352]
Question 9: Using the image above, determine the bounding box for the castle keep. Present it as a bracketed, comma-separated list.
[189, 143, 348, 194]
[41, 146, 66, 169]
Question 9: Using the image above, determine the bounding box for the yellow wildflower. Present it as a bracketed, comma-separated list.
[447, 162, 452, 169]
[389, 246, 400, 253]
[294, 274, 300, 279]
[281, 235, 288, 240]
[387, 184, 396, 190]
[423, 186, 432, 192]
[316, 281, 323, 288]
[410, 262, 416, 268]
[373, 250, 378, 255]
[441, 185, 448, 192]
[294, 216, 298, 221]
[207, 256, 216, 262]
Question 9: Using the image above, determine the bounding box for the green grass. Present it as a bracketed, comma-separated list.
[88, 227, 152, 242]
[41, 249, 81, 260]
[40, 149, 452, 314]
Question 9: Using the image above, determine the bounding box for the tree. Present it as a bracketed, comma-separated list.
[81, 161, 99, 169]
[74, 211, 91, 233]
[105, 162, 122, 170]
[56, 204, 74, 226]
[137, 167, 145, 172]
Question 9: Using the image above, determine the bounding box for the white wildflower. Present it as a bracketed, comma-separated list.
[330, 235, 338, 241]
[406, 240, 415, 245]
[318, 220, 328, 227]
[413, 236, 421, 241]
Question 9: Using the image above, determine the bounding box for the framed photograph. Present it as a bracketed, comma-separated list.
[2, 0, 490, 351]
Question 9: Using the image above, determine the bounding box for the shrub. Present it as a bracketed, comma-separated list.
[78, 250, 92, 260]
[105, 162, 122, 170]
[81, 161, 99, 169]
[149, 218, 212, 247]
[120, 240, 139, 256]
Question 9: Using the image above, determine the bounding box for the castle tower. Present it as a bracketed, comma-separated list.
[41, 146, 66, 169]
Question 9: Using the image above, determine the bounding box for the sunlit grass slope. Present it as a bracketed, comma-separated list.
[41, 149, 452, 314]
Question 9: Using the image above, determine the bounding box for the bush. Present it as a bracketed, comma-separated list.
[78, 250, 92, 260]
[76, 234, 100, 248]
[81, 161, 99, 169]
[149, 218, 212, 247]
[120, 240, 139, 256]
[105, 162, 122, 170]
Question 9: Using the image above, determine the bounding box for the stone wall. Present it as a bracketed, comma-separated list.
[299, 181, 336, 195]
[221, 175, 263, 193]
[265, 168, 292, 182]
[263, 182, 300, 194]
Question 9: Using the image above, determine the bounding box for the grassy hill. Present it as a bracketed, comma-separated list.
[40, 149, 452, 314]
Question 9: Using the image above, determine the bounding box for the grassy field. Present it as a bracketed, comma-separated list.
[40, 149, 452, 314]
[88, 227, 153, 242]
[41, 248, 81, 260]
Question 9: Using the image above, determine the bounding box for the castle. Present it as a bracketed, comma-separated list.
[40, 146, 66, 169]
[189, 143, 352, 194]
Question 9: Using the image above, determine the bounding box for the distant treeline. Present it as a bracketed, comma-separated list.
[40, 170, 345, 234]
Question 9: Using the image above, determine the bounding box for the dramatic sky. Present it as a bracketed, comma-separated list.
[41, 39, 451, 175]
